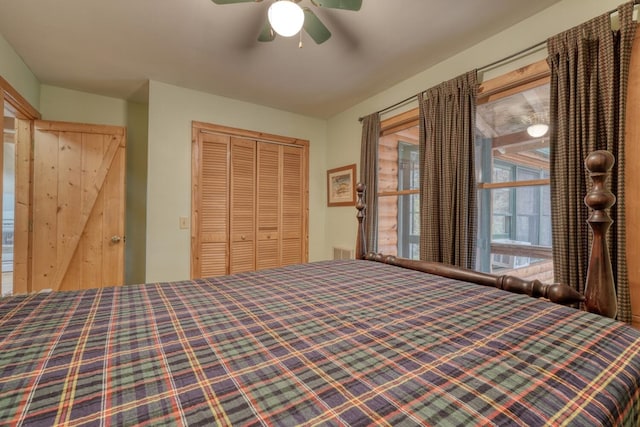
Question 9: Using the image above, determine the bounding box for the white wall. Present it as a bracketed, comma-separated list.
[324, 0, 623, 256]
[146, 80, 327, 282]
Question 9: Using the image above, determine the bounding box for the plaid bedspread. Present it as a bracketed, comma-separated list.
[2, 260, 640, 426]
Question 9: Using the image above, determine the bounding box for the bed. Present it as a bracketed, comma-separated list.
[1, 151, 640, 426]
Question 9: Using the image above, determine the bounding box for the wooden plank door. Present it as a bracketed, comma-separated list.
[32, 121, 126, 291]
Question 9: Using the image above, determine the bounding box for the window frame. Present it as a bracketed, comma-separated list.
[476, 59, 553, 269]
[375, 59, 552, 264]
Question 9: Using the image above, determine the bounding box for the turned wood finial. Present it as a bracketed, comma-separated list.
[584, 150, 617, 318]
[356, 183, 367, 259]
[497, 275, 584, 305]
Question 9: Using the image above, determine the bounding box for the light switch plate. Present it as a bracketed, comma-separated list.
[179, 216, 189, 229]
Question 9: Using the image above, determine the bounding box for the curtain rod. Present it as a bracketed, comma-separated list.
[357, 40, 545, 122]
[358, 1, 638, 123]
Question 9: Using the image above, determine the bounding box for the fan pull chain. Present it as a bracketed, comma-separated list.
[299, 30, 303, 48]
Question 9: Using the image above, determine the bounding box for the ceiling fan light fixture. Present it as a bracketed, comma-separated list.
[527, 123, 549, 138]
[268, 1, 305, 37]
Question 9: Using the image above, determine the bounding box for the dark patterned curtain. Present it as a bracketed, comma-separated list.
[547, 1, 636, 322]
[359, 113, 381, 255]
[418, 71, 478, 268]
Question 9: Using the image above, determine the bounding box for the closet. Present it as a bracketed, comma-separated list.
[191, 122, 309, 278]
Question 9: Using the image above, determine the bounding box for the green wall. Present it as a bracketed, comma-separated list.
[145, 81, 327, 282]
[0, 0, 628, 284]
[39, 85, 128, 126]
[324, 0, 624, 256]
[125, 100, 149, 285]
[0, 34, 39, 109]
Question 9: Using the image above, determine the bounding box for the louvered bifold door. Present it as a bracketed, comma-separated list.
[256, 143, 281, 270]
[281, 146, 304, 265]
[230, 138, 256, 274]
[196, 133, 229, 277]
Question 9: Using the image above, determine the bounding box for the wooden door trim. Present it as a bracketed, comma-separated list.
[0, 75, 40, 120]
[191, 126, 202, 278]
[1, 76, 39, 294]
[13, 119, 32, 294]
[35, 120, 125, 135]
[192, 121, 309, 149]
[626, 30, 640, 328]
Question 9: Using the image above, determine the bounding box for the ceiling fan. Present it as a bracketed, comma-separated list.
[211, 0, 362, 45]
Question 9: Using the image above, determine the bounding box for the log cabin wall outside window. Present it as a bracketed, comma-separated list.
[377, 110, 420, 259]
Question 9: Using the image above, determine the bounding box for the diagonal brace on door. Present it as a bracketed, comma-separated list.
[51, 135, 124, 290]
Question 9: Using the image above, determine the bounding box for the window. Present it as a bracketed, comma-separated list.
[476, 72, 553, 282]
[375, 60, 552, 269]
[397, 142, 420, 259]
[377, 111, 420, 259]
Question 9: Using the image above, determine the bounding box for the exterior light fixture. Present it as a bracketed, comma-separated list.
[526, 123, 549, 138]
[268, 1, 304, 37]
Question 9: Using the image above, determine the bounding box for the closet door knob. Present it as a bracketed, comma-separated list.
[111, 235, 122, 243]
[241, 235, 246, 240]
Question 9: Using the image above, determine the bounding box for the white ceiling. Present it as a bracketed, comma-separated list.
[0, 0, 561, 118]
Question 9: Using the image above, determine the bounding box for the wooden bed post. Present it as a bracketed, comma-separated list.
[584, 150, 617, 318]
[354, 150, 618, 313]
[356, 183, 367, 260]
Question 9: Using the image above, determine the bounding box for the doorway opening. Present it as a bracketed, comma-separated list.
[2, 105, 15, 296]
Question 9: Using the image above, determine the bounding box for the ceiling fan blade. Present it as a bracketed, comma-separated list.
[310, 0, 362, 11]
[211, 0, 261, 4]
[303, 8, 331, 44]
[257, 19, 276, 42]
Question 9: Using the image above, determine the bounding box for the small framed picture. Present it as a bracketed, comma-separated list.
[327, 164, 356, 207]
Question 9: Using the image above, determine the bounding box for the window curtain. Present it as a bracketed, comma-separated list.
[547, 1, 636, 322]
[418, 70, 478, 269]
[359, 113, 381, 255]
